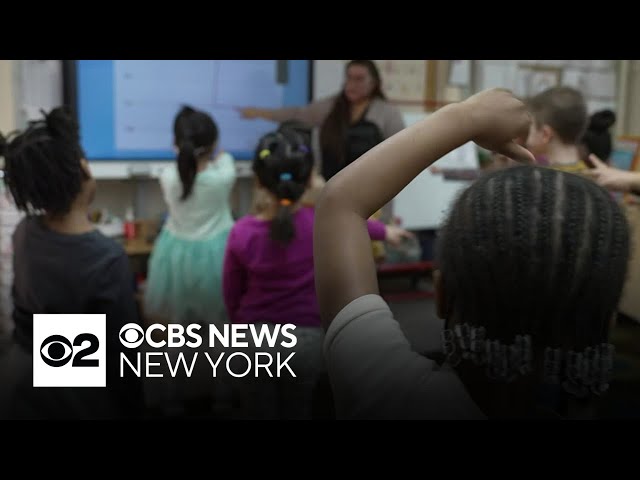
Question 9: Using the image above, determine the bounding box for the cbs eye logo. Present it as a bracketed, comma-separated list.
[33, 314, 106, 388]
[119, 323, 144, 348]
[40, 334, 99, 368]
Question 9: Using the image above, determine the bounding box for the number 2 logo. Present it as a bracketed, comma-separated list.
[40, 334, 100, 368]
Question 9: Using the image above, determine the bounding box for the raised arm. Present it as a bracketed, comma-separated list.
[584, 154, 640, 194]
[313, 89, 534, 329]
[237, 97, 335, 128]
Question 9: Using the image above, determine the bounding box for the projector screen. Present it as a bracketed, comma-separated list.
[64, 60, 311, 161]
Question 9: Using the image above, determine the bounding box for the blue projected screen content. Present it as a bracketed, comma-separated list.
[76, 60, 310, 161]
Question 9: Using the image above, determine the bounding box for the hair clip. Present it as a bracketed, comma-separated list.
[583, 346, 597, 387]
[455, 324, 471, 360]
[563, 350, 588, 397]
[280, 172, 293, 181]
[441, 329, 461, 367]
[593, 343, 615, 395]
[508, 343, 522, 382]
[280, 198, 292, 207]
[439, 322, 615, 397]
[521, 335, 533, 375]
[470, 326, 486, 365]
[565, 351, 584, 384]
[259, 149, 270, 159]
[486, 340, 502, 379]
[543, 347, 563, 385]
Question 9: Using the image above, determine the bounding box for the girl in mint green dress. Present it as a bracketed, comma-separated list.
[144, 106, 236, 326]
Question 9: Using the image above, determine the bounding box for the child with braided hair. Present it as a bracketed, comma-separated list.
[315, 88, 630, 419]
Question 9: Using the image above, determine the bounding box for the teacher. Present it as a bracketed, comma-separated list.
[239, 60, 406, 181]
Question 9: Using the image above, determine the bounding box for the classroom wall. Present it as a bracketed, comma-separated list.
[0, 60, 16, 134]
[92, 180, 160, 220]
[622, 61, 640, 136]
[5, 60, 259, 221]
[315, 60, 621, 116]
[8, 59, 627, 131]
[0, 60, 18, 332]
[473, 60, 618, 113]
[313, 60, 448, 113]
[92, 176, 255, 221]
[5, 59, 633, 221]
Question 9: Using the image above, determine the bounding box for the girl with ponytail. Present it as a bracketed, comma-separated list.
[581, 109, 616, 164]
[145, 106, 236, 328]
[144, 106, 236, 413]
[222, 127, 412, 419]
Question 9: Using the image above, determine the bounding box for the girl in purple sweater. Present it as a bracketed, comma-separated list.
[222, 127, 411, 419]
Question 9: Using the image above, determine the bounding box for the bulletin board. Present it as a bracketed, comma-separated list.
[374, 60, 427, 103]
[612, 135, 640, 204]
[476, 60, 618, 113]
[312, 60, 450, 111]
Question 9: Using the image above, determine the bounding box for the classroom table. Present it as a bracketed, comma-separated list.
[117, 202, 640, 315]
[121, 237, 154, 326]
[123, 238, 154, 257]
[376, 261, 435, 302]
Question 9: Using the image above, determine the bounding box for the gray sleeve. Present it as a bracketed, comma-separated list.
[323, 294, 436, 419]
[381, 103, 406, 139]
[268, 96, 335, 127]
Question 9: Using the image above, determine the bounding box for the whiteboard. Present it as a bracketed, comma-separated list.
[18, 60, 63, 126]
[393, 164, 473, 230]
[74, 60, 310, 161]
[312, 60, 344, 100]
[392, 112, 477, 230]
